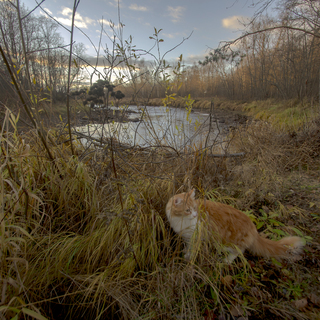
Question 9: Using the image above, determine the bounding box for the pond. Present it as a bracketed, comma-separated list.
[75, 105, 224, 149]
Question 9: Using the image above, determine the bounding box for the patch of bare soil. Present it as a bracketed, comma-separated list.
[209, 107, 250, 130]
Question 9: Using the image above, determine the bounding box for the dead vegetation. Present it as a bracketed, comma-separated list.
[1, 0, 320, 317]
[1, 104, 320, 320]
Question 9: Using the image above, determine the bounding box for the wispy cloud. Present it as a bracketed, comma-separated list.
[162, 32, 184, 39]
[39, 7, 53, 18]
[108, 0, 123, 8]
[184, 53, 207, 65]
[222, 15, 247, 30]
[54, 6, 95, 29]
[129, 4, 148, 12]
[167, 6, 185, 23]
[163, 33, 175, 39]
[43, 7, 52, 15]
[98, 18, 112, 27]
[98, 19, 121, 30]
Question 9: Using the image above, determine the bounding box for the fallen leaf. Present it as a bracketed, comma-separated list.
[281, 268, 291, 276]
[309, 202, 315, 208]
[310, 293, 320, 306]
[262, 206, 270, 213]
[293, 298, 308, 310]
[230, 305, 243, 317]
[221, 275, 233, 286]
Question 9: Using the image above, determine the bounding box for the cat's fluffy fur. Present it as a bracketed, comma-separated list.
[166, 189, 304, 263]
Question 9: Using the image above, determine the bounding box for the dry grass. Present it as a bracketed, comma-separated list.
[1, 105, 320, 320]
[217, 98, 320, 131]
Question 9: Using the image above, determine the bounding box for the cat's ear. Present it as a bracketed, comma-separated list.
[189, 189, 195, 199]
[174, 197, 182, 205]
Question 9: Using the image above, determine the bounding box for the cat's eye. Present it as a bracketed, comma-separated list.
[185, 209, 191, 214]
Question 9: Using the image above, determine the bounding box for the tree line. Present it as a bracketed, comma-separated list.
[1, 0, 319, 111]
[118, 0, 320, 104]
[0, 1, 86, 105]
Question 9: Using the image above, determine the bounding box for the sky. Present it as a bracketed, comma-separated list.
[19, 0, 269, 66]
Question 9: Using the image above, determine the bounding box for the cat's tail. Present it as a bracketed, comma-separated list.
[250, 234, 304, 259]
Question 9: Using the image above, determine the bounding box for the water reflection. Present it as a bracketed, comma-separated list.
[75, 106, 220, 149]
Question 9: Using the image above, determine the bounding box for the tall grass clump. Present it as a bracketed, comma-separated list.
[227, 119, 320, 208]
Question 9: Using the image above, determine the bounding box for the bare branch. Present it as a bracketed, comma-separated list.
[220, 24, 320, 49]
[22, 0, 45, 20]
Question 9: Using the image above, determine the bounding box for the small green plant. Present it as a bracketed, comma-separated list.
[279, 279, 305, 299]
[290, 226, 312, 243]
[255, 209, 287, 239]
[310, 213, 320, 220]
[184, 93, 195, 123]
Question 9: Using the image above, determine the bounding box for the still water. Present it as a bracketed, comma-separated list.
[75, 106, 222, 149]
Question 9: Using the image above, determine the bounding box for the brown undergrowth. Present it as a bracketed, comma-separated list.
[1, 108, 320, 320]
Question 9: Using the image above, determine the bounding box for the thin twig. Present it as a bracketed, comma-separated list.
[66, 0, 80, 156]
[0, 45, 55, 162]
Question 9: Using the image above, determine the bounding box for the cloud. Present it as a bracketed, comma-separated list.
[183, 53, 207, 65]
[167, 6, 185, 23]
[39, 7, 53, 18]
[109, 0, 123, 8]
[98, 18, 112, 27]
[55, 6, 95, 29]
[149, 52, 207, 66]
[61, 7, 72, 16]
[162, 32, 184, 39]
[43, 7, 52, 15]
[129, 4, 148, 11]
[222, 15, 247, 30]
[98, 19, 121, 30]
[163, 33, 175, 39]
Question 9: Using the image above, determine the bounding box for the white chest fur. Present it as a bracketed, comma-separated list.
[166, 209, 198, 241]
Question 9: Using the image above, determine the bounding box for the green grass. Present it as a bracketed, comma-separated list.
[232, 98, 320, 130]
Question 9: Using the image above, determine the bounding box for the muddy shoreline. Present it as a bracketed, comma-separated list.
[77, 107, 141, 126]
[75, 104, 250, 133]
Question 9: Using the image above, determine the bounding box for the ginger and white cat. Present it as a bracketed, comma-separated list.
[166, 189, 304, 263]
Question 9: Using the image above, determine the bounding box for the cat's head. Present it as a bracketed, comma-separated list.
[166, 189, 198, 219]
